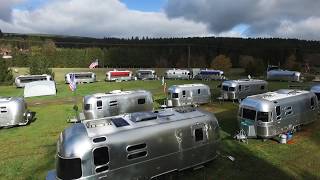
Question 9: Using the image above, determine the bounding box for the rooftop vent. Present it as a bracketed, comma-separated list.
[130, 112, 158, 122]
[86, 119, 112, 128]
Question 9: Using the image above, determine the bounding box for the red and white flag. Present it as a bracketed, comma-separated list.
[68, 73, 77, 92]
[89, 59, 99, 69]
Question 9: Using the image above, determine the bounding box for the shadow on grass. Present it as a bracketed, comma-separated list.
[170, 108, 295, 179]
[25, 142, 57, 179]
[152, 107, 298, 180]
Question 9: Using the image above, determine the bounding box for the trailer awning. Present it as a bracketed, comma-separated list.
[24, 80, 57, 98]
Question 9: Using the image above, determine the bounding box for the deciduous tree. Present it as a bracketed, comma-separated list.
[210, 55, 232, 72]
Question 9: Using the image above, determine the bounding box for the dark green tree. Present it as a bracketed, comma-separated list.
[0, 29, 3, 37]
[28, 55, 54, 77]
[0, 60, 13, 83]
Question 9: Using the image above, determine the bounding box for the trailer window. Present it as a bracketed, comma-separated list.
[276, 106, 281, 116]
[238, 85, 242, 91]
[198, 89, 201, 94]
[0, 107, 7, 113]
[311, 98, 315, 108]
[261, 85, 265, 90]
[127, 143, 147, 152]
[93, 147, 109, 166]
[57, 157, 82, 179]
[182, 90, 186, 96]
[242, 108, 256, 121]
[138, 98, 145, 104]
[127, 151, 147, 160]
[109, 100, 118, 107]
[257, 112, 269, 122]
[84, 104, 91, 110]
[229, 87, 235, 92]
[172, 93, 179, 98]
[97, 100, 102, 109]
[222, 85, 228, 91]
[194, 128, 204, 141]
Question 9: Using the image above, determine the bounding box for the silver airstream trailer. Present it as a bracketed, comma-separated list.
[238, 89, 318, 139]
[83, 90, 153, 119]
[65, 72, 96, 84]
[106, 69, 133, 81]
[167, 84, 211, 107]
[15, 74, 52, 88]
[310, 84, 320, 100]
[46, 107, 220, 180]
[194, 69, 225, 80]
[267, 66, 301, 82]
[221, 79, 268, 100]
[165, 69, 190, 80]
[0, 97, 33, 128]
[136, 69, 157, 80]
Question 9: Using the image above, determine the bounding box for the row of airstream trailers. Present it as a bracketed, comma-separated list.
[164, 68, 225, 80]
[14, 68, 226, 88]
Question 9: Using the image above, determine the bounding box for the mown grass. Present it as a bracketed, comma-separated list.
[0, 76, 319, 179]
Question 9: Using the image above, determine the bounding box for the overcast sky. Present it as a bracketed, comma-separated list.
[0, 0, 320, 40]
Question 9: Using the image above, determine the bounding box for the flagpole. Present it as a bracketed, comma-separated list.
[69, 73, 79, 121]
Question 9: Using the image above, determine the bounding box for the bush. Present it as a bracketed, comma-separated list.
[239, 55, 265, 76]
[28, 55, 54, 77]
[303, 74, 315, 82]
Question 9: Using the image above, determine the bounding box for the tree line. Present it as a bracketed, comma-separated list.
[1, 32, 320, 83]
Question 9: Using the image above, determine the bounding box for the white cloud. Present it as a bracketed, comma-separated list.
[0, 0, 217, 38]
[0, 0, 24, 21]
[165, 0, 320, 40]
[275, 17, 320, 40]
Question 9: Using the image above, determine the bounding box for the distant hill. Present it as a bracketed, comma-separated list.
[1, 32, 320, 69]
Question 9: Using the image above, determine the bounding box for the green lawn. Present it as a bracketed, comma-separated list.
[0, 77, 319, 179]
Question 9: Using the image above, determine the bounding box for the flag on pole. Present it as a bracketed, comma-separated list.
[89, 59, 99, 69]
[68, 73, 77, 92]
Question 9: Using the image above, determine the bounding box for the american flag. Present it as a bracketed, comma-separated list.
[68, 73, 77, 92]
[89, 59, 99, 69]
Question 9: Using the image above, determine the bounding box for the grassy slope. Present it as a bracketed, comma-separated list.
[0, 73, 319, 179]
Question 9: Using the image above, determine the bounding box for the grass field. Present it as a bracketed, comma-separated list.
[0, 70, 320, 179]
